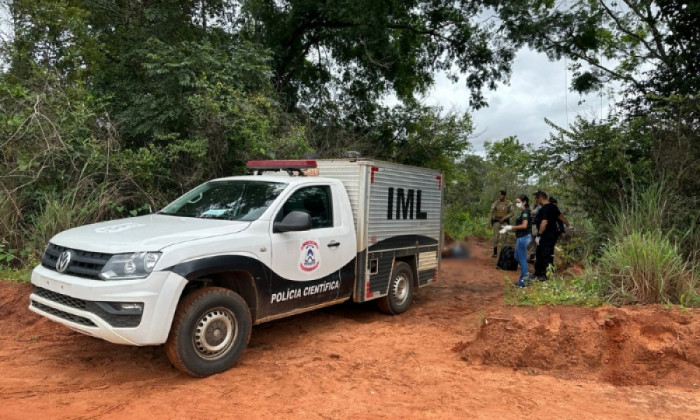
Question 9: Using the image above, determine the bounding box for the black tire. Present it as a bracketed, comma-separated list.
[165, 287, 252, 377]
[377, 261, 414, 315]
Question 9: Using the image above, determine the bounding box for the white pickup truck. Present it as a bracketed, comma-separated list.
[29, 158, 443, 376]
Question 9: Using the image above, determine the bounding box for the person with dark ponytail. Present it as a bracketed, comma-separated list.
[500, 194, 532, 287]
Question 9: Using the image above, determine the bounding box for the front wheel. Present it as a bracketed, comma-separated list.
[165, 287, 252, 377]
[377, 261, 414, 315]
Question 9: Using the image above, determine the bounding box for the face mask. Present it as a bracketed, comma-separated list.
[516, 202, 523, 209]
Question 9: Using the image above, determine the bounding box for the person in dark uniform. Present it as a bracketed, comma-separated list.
[549, 197, 569, 239]
[528, 199, 541, 262]
[533, 190, 561, 280]
[500, 194, 532, 287]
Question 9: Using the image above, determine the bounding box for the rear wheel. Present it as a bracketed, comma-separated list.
[165, 287, 252, 377]
[377, 261, 414, 315]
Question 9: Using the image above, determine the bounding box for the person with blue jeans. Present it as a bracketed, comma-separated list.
[500, 194, 532, 287]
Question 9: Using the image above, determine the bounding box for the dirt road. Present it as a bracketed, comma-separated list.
[1, 240, 699, 419]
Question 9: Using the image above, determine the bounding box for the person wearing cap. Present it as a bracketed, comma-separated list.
[533, 190, 562, 280]
[488, 189, 513, 258]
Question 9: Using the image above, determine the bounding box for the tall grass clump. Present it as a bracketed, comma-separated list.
[595, 231, 697, 304]
[29, 196, 95, 257]
[611, 182, 699, 261]
[590, 182, 699, 305]
[0, 194, 22, 255]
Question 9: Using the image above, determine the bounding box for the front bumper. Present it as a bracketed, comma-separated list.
[29, 265, 188, 345]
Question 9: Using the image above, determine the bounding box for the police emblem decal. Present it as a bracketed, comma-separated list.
[56, 250, 72, 273]
[299, 240, 321, 272]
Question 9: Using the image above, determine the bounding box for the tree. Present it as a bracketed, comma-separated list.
[537, 116, 652, 220]
[4, 0, 307, 184]
[481, 136, 538, 204]
[238, 0, 517, 111]
[4, 0, 521, 168]
[493, 0, 700, 109]
[0, 0, 309, 268]
[484, 136, 534, 180]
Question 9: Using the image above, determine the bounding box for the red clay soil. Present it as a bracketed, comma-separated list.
[1, 240, 699, 419]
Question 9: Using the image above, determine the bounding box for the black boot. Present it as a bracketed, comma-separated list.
[492, 246, 498, 258]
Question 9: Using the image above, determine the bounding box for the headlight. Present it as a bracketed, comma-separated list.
[100, 252, 162, 280]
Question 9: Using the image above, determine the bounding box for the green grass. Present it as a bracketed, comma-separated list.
[0, 266, 34, 283]
[685, 293, 700, 308]
[504, 271, 604, 307]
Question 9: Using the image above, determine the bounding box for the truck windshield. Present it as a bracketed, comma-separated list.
[159, 180, 287, 221]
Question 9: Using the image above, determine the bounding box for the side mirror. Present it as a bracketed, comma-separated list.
[274, 211, 312, 233]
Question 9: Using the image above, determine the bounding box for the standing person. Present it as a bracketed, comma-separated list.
[549, 197, 569, 239]
[528, 199, 541, 263]
[488, 190, 513, 258]
[533, 190, 561, 280]
[500, 194, 532, 287]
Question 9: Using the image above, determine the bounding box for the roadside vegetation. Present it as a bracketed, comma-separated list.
[1, 1, 698, 307]
[508, 182, 699, 307]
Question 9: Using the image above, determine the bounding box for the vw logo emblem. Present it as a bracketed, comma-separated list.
[56, 251, 72, 273]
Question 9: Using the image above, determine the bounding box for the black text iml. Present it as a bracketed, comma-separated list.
[387, 188, 428, 220]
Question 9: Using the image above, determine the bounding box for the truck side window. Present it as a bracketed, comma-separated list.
[276, 186, 333, 229]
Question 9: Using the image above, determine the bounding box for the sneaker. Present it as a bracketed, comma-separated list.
[516, 279, 528, 288]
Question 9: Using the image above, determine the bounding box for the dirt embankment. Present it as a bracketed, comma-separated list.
[457, 305, 700, 387]
[0, 240, 699, 419]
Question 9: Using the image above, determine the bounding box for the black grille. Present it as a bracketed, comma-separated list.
[41, 243, 112, 280]
[33, 286, 143, 328]
[34, 286, 88, 310]
[31, 300, 97, 327]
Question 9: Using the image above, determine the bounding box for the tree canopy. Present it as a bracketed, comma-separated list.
[238, 0, 516, 111]
[493, 0, 700, 109]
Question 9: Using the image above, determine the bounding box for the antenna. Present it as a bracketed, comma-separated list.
[564, 56, 569, 127]
[600, 52, 604, 120]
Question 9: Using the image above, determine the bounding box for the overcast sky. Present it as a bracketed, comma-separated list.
[423, 48, 613, 154]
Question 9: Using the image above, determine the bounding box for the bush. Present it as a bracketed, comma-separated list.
[568, 181, 700, 306]
[443, 205, 490, 240]
[594, 231, 697, 305]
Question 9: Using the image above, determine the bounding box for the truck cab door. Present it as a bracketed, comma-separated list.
[267, 183, 351, 313]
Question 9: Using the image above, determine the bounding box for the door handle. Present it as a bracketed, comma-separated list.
[327, 241, 341, 248]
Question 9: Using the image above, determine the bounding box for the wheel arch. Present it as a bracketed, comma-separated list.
[393, 255, 418, 288]
[169, 255, 266, 323]
[183, 271, 259, 322]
